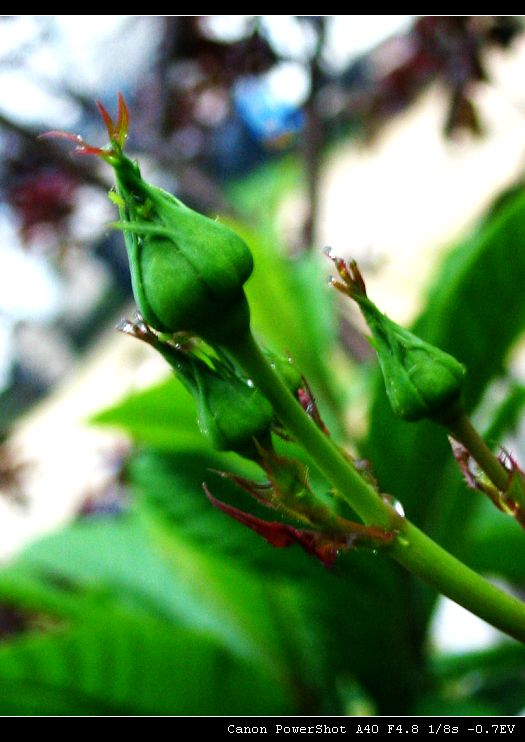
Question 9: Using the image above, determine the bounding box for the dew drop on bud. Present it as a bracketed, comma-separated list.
[382, 494, 405, 518]
[323, 246, 335, 259]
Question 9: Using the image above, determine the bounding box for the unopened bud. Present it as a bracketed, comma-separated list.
[120, 319, 273, 454]
[326, 255, 466, 424]
[44, 95, 253, 346]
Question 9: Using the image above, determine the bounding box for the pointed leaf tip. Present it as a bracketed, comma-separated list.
[39, 130, 83, 143]
[43, 95, 130, 159]
[39, 130, 108, 158]
[116, 92, 130, 146]
[96, 100, 115, 140]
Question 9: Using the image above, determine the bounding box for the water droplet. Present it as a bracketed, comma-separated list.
[323, 245, 335, 259]
[397, 535, 410, 548]
[116, 318, 133, 334]
[382, 494, 405, 518]
[246, 379, 254, 388]
[327, 275, 336, 286]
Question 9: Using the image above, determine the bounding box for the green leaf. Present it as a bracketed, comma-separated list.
[12, 512, 295, 677]
[428, 642, 525, 716]
[228, 156, 301, 223]
[129, 448, 420, 714]
[413, 695, 501, 716]
[0, 604, 291, 715]
[432, 640, 525, 679]
[12, 515, 226, 631]
[415, 190, 525, 410]
[483, 381, 525, 443]
[462, 499, 525, 586]
[90, 376, 203, 451]
[129, 448, 322, 576]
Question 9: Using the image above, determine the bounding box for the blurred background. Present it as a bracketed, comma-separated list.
[1, 16, 525, 715]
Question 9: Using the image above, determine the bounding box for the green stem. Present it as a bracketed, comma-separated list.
[230, 332, 389, 526]
[228, 330, 525, 643]
[450, 413, 509, 491]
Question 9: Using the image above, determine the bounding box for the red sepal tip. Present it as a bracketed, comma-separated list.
[95, 100, 115, 140]
[39, 93, 130, 157]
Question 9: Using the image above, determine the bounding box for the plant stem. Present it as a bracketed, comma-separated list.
[392, 521, 525, 642]
[449, 413, 509, 491]
[230, 332, 389, 526]
[228, 330, 525, 643]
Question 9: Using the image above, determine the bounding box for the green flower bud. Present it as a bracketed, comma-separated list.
[189, 360, 273, 453]
[44, 96, 253, 346]
[326, 253, 466, 424]
[111, 155, 253, 345]
[362, 305, 466, 423]
[121, 319, 273, 453]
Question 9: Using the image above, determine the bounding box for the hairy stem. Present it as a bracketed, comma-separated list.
[228, 330, 525, 643]
[450, 413, 509, 490]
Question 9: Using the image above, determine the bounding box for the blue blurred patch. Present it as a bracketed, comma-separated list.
[233, 76, 305, 145]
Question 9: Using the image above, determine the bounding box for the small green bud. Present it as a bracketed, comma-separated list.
[121, 319, 273, 454]
[189, 361, 273, 453]
[44, 96, 253, 346]
[363, 306, 466, 423]
[326, 253, 466, 424]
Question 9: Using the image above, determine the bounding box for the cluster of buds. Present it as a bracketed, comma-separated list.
[121, 315, 396, 564]
[44, 96, 400, 566]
